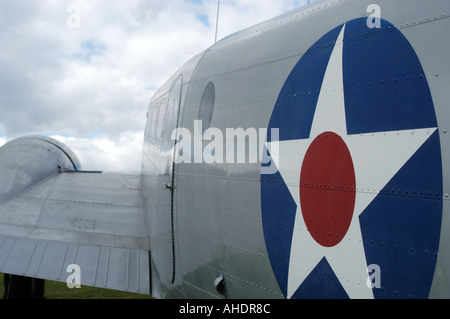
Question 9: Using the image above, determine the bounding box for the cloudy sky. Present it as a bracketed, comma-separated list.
[0, 0, 310, 172]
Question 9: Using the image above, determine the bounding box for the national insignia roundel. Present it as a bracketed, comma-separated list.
[261, 18, 443, 299]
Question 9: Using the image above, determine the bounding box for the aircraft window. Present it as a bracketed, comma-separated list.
[156, 99, 167, 141]
[163, 76, 183, 143]
[145, 108, 152, 138]
[198, 82, 215, 133]
[150, 104, 159, 139]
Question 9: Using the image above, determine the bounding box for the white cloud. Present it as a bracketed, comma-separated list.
[0, 0, 309, 171]
[51, 132, 143, 172]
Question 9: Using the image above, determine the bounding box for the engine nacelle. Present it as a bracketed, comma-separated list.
[0, 136, 81, 204]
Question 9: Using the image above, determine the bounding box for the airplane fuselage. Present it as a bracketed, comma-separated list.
[142, 0, 450, 299]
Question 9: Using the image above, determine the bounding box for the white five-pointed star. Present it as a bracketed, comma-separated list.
[266, 24, 437, 299]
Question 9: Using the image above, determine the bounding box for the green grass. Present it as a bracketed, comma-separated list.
[0, 274, 152, 299]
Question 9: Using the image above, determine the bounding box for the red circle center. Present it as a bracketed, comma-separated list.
[300, 132, 356, 247]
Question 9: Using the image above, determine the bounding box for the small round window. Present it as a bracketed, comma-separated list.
[198, 82, 215, 133]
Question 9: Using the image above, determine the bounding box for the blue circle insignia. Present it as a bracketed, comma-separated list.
[261, 18, 443, 299]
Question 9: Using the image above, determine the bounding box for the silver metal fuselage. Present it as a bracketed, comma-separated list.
[142, 0, 450, 298]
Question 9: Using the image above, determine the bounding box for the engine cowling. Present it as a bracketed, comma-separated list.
[0, 136, 81, 204]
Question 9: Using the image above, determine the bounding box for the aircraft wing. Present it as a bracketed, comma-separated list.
[0, 171, 150, 295]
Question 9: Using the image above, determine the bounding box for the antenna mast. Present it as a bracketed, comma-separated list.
[215, 1, 220, 43]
